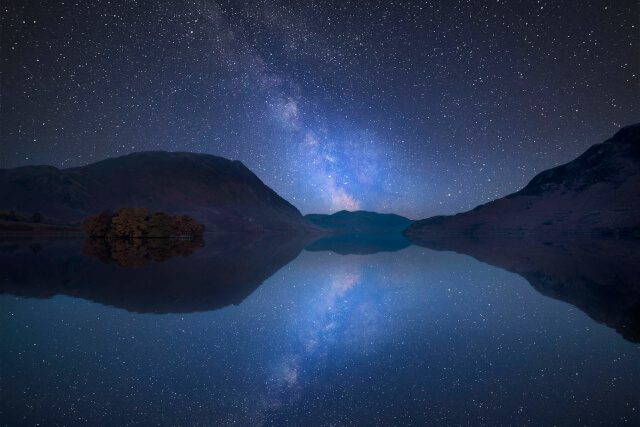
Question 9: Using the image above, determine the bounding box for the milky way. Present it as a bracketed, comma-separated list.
[1, 0, 638, 217]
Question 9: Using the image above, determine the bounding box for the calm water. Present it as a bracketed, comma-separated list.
[1, 234, 638, 425]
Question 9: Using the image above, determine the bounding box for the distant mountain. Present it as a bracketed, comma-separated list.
[407, 234, 640, 343]
[0, 151, 317, 233]
[405, 123, 640, 235]
[305, 210, 413, 233]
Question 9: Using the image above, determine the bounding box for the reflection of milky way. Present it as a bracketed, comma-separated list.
[3, 243, 639, 425]
[266, 259, 384, 410]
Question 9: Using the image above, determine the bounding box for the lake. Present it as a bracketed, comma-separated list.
[1, 234, 638, 425]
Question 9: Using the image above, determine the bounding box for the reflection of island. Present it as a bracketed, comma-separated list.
[82, 238, 205, 268]
[0, 234, 311, 313]
[305, 233, 412, 255]
[407, 234, 640, 342]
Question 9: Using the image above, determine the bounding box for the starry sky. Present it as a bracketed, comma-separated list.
[1, 0, 638, 218]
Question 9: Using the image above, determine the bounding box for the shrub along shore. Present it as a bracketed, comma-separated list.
[81, 207, 205, 238]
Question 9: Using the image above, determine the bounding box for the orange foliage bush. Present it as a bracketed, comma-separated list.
[81, 207, 204, 238]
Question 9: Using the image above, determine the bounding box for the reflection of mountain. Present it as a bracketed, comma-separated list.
[305, 233, 412, 255]
[406, 124, 640, 235]
[0, 234, 311, 314]
[407, 234, 640, 342]
[306, 210, 413, 233]
[0, 151, 317, 233]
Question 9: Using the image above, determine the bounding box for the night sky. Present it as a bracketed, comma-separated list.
[1, 0, 638, 218]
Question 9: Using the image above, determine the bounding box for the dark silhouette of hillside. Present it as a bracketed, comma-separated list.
[406, 124, 640, 235]
[306, 210, 413, 233]
[0, 151, 318, 233]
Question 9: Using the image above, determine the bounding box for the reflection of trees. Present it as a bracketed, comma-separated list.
[82, 237, 205, 268]
[1, 234, 312, 314]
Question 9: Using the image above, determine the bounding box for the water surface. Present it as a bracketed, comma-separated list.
[1, 234, 638, 425]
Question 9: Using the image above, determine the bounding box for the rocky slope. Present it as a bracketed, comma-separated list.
[306, 210, 413, 233]
[405, 123, 640, 235]
[0, 151, 317, 233]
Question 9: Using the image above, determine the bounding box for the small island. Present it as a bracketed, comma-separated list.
[80, 207, 206, 268]
[81, 207, 205, 239]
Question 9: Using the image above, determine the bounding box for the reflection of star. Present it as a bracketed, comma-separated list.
[268, 258, 384, 403]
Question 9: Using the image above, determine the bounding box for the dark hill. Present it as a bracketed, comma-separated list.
[0, 151, 317, 233]
[405, 123, 640, 235]
[305, 210, 413, 233]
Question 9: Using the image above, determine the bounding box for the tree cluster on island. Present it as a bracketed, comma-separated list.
[81, 207, 205, 238]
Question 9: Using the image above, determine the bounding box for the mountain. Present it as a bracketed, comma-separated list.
[405, 123, 640, 235]
[0, 233, 311, 314]
[305, 210, 413, 233]
[0, 151, 317, 233]
[406, 234, 640, 343]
